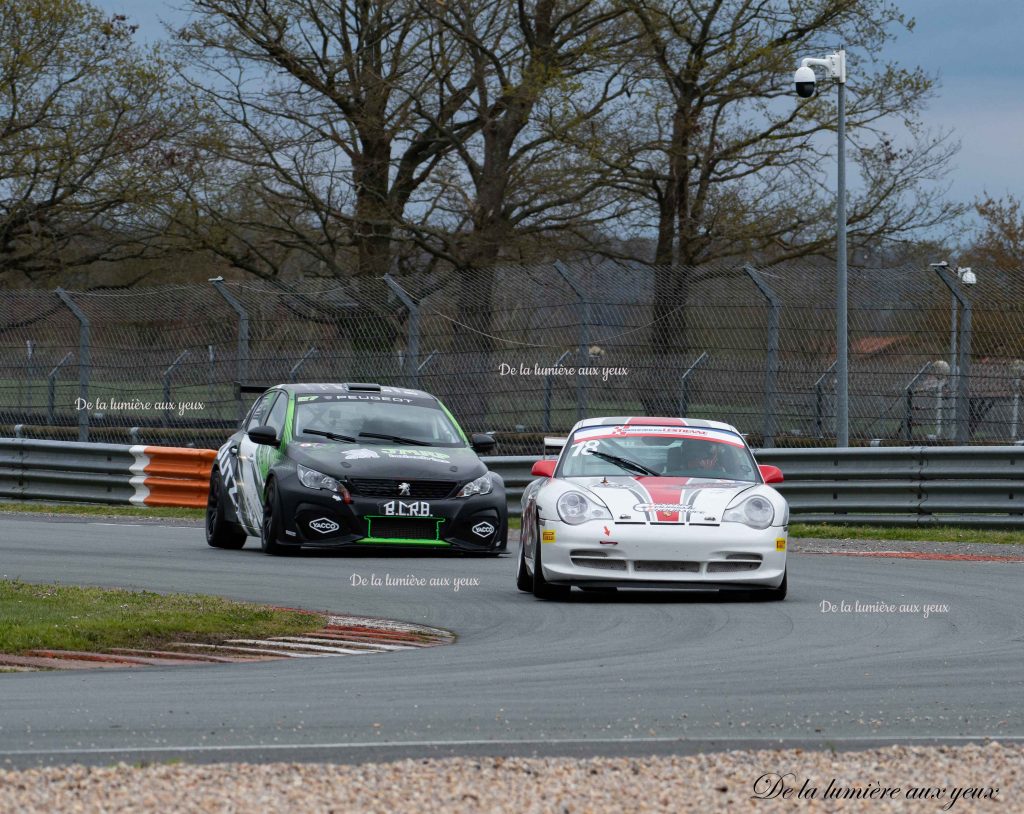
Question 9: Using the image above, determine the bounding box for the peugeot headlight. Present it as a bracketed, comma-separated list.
[457, 472, 493, 497]
[723, 495, 775, 530]
[297, 464, 340, 492]
[556, 491, 612, 525]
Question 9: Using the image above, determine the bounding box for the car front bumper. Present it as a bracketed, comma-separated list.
[534, 518, 787, 589]
[272, 471, 508, 552]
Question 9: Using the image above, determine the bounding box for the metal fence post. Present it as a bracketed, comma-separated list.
[543, 350, 571, 432]
[209, 277, 249, 419]
[383, 275, 420, 388]
[678, 352, 709, 417]
[959, 296, 972, 440]
[162, 351, 190, 427]
[814, 360, 837, 439]
[47, 352, 73, 425]
[742, 264, 781, 446]
[55, 289, 90, 442]
[553, 262, 588, 422]
[902, 362, 934, 442]
[931, 265, 972, 442]
[289, 347, 318, 382]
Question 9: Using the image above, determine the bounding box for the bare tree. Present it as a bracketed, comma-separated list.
[963, 194, 1024, 268]
[174, 0, 483, 292]
[599, 0, 964, 412]
[0, 0, 199, 286]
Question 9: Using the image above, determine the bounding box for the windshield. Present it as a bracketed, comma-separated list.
[293, 394, 465, 447]
[557, 425, 758, 481]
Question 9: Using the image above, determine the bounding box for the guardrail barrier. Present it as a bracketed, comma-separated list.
[2, 439, 1022, 528]
[0, 439, 215, 509]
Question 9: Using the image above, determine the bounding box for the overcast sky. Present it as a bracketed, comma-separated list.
[95, 0, 1023, 214]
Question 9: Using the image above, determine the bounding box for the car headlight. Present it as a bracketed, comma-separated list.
[457, 472, 493, 498]
[723, 495, 775, 530]
[297, 464, 340, 492]
[556, 491, 612, 525]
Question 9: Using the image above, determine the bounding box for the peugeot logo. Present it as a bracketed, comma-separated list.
[398, 482, 411, 496]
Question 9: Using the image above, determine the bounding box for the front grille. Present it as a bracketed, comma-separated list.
[367, 517, 440, 541]
[571, 556, 627, 571]
[707, 560, 761, 573]
[347, 478, 457, 499]
[633, 560, 700, 573]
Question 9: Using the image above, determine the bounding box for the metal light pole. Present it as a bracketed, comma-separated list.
[796, 49, 848, 446]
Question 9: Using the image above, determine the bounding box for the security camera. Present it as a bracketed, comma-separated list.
[794, 65, 816, 98]
[957, 267, 977, 286]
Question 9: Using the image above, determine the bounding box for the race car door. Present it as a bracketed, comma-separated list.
[235, 389, 282, 533]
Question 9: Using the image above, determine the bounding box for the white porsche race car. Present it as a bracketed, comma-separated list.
[516, 417, 789, 600]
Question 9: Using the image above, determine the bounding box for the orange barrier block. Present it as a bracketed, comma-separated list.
[141, 447, 216, 508]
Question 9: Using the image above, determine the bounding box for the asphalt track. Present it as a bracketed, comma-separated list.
[1, 514, 1022, 768]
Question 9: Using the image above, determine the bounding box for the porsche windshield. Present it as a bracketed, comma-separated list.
[558, 425, 758, 481]
[294, 395, 465, 447]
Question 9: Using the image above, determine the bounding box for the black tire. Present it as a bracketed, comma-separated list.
[532, 522, 571, 600]
[260, 479, 290, 556]
[206, 469, 247, 550]
[516, 538, 533, 592]
[752, 570, 788, 601]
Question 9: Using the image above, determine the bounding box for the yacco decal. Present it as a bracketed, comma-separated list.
[572, 425, 745, 447]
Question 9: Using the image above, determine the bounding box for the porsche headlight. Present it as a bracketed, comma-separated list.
[297, 464, 340, 492]
[457, 472, 493, 497]
[556, 491, 612, 525]
[723, 495, 775, 530]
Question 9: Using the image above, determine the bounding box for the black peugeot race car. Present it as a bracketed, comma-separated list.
[205, 383, 508, 555]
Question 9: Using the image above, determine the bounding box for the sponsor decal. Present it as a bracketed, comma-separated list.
[635, 502, 688, 513]
[472, 521, 495, 538]
[398, 482, 412, 496]
[309, 517, 340, 534]
[541, 529, 556, 544]
[297, 442, 327, 448]
[573, 425, 745, 447]
[776, 538, 787, 551]
[383, 500, 431, 517]
[344, 448, 379, 460]
[603, 525, 611, 536]
[297, 393, 416, 404]
[380, 448, 451, 462]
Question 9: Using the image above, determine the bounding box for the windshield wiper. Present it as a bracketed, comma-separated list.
[588, 450, 659, 476]
[358, 432, 431, 446]
[301, 429, 358, 443]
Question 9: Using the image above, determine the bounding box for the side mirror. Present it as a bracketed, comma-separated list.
[248, 425, 280, 447]
[759, 464, 784, 484]
[471, 433, 496, 454]
[531, 459, 556, 478]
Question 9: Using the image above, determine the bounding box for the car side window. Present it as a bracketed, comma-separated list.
[266, 391, 288, 435]
[246, 392, 277, 432]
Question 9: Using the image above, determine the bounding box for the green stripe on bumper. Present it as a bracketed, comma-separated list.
[357, 537, 451, 546]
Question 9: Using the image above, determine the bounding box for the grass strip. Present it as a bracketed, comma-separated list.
[0, 580, 325, 654]
[0, 502, 203, 520]
[790, 522, 1024, 545]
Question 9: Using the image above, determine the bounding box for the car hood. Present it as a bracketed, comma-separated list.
[286, 441, 486, 481]
[567, 475, 758, 525]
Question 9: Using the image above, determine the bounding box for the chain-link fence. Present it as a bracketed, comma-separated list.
[1, 260, 1021, 451]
